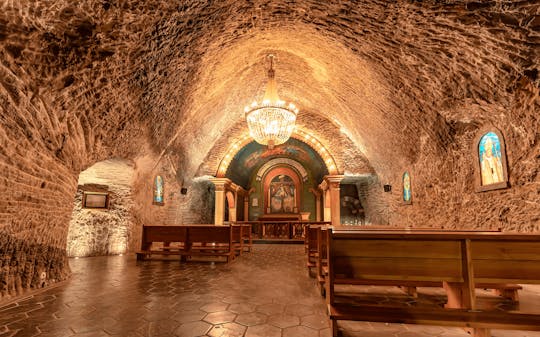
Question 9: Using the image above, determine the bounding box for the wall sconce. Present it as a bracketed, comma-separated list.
[383, 184, 392, 192]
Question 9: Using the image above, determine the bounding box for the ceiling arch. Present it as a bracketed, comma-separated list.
[0, 0, 536, 183]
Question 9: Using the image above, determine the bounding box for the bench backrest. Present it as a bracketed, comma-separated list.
[470, 239, 540, 283]
[187, 225, 233, 244]
[325, 229, 540, 308]
[232, 225, 242, 242]
[241, 224, 252, 239]
[142, 225, 188, 249]
[327, 230, 465, 284]
[307, 225, 321, 253]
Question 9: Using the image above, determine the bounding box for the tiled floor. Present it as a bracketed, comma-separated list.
[1, 244, 539, 337]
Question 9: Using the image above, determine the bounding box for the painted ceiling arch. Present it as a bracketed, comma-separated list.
[225, 138, 328, 189]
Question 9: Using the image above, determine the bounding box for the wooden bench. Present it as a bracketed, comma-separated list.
[136, 225, 236, 263]
[136, 225, 187, 260]
[241, 224, 253, 252]
[306, 225, 321, 272]
[231, 225, 244, 256]
[314, 226, 519, 300]
[325, 229, 540, 337]
[180, 225, 236, 263]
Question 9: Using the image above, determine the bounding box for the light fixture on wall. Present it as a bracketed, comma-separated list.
[244, 54, 299, 149]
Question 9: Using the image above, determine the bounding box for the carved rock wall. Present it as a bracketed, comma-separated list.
[0, 0, 538, 301]
[66, 159, 135, 257]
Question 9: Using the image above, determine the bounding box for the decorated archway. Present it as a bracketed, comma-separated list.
[262, 166, 302, 215]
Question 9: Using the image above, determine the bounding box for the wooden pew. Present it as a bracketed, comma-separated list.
[325, 229, 540, 337]
[136, 225, 187, 260]
[181, 225, 236, 263]
[315, 226, 328, 295]
[136, 225, 236, 263]
[306, 225, 320, 273]
[241, 224, 253, 252]
[231, 225, 244, 256]
[315, 226, 520, 300]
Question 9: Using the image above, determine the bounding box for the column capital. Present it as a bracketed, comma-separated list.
[209, 177, 232, 191]
[324, 175, 344, 189]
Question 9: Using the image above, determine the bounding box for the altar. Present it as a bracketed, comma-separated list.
[257, 213, 302, 221]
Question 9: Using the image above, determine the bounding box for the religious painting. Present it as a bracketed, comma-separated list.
[269, 175, 296, 213]
[153, 175, 164, 205]
[474, 128, 508, 192]
[403, 171, 412, 204]
[82, 192, 109, 209]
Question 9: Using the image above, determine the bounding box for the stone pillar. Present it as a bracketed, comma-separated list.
[228, 190, 237, 222]
[309, 188, 322, 222]
[209, 178, 231, 225]
[244, 188, 255, 221]
[319, 180, 331, 222]
[325, 175, 344, 227]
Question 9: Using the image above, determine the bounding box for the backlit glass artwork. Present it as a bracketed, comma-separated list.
[478, 132, 504, 186]
[403, 172, 411, 203]
[154, 175, 164, 204]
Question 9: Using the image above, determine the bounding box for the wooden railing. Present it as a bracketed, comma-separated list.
[232, 221, 331, 240]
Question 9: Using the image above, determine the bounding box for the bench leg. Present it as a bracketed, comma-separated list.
[443, 281, 470, 309]
[493, 289, 519, 302]
[331, 318, 339, 337]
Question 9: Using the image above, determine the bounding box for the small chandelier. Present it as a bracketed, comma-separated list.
[244, 55, 299, 149]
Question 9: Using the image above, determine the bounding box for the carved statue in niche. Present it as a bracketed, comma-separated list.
[269, 175, 295, 213]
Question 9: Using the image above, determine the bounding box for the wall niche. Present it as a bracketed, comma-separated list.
[67, 159, 135, 257]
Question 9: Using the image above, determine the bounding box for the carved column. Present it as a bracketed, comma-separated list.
[244, 188, 255, 221]
[229, 183, 246, 223]
[309, 188, 322, 222]
[319, 180, 331, 222]
[325, 175, 344, 226]
[209, 178, 231, 225]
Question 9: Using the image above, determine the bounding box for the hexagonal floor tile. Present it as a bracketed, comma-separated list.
[171, 310, 206, 324]
[228, 302, 256, 314]
[283, 326, 319, 337]
[267, 313, 300, 328]
[173, 321, 212, 337]
[284, 303, 315, 317]
[203, 311, 236, 324]
[200, 302, 229, 313]
[245, 323, 282, 337]
[208, 322, 246, 337]
[256, 303, 284, 316]
[301, 313, 330, 330]
[235, 312, 268, 326]
[283, 325, 318, 337]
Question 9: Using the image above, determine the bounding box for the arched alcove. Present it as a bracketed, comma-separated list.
[67, 158, 135, 257]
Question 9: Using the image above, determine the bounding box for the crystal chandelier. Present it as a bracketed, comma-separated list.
[244, 55, 299, 149]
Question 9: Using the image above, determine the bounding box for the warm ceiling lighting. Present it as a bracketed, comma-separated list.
[244, 55, 299, 149]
